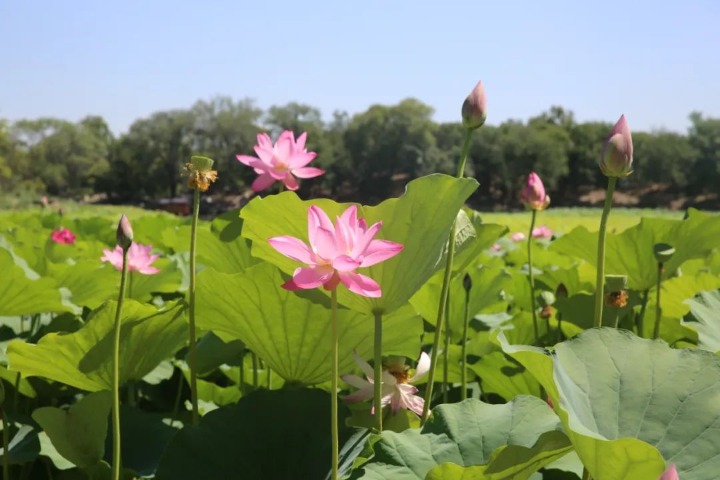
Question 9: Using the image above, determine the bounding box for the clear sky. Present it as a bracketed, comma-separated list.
[1, 0, 718, 135]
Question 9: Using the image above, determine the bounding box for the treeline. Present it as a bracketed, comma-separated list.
[1, 96, 718, 208]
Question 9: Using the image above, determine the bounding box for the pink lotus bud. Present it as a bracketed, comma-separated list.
[520, 173, 551, 211]
[658, 464, 678, 480]
[461, 81, 487, 130]
[116, 214, 134, 251]
[599, 114, 633, 177]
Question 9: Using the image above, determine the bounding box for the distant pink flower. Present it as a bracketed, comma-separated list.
[491, 243, 502, 252]
[532, 225, 553, 238]
[658, 464, 678, 480]
[520, 172, 550, 211]
[51, 228, 76, 245]
[269, 205, 403, 297]
[342, 352, 430, 416]
[236, 131, 324, 192]
[511, 232, 526, 242]
[101, 242, 160, 275]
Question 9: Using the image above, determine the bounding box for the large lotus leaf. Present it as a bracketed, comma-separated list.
[240, 174, 478, 315]
[0, 423, 41, 466]
[7, 300, 187, 392]
[128, 213, 187, 251]
[32, 390, 112, 468]
[0, 365, 36, 398]
[125, 258, 183, 301]
[451, 209, 507, 275]
[349, 396, 571, 480]
[683, 290, 720, 352]
[0, 247, 68, 315]
[550, 212, 720, 290]
[195, 263, 423, 385]
[554, 291, 642, 331]
[470, 352, 541, 401]
[502, 328, 720, 480]
[155, 388, 351, 480]
[48, 260, 118, 310]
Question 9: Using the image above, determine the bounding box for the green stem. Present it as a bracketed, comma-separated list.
[460, 283, 470, 401]
[653, 263, 663, 339]
[421, 128, 473, 425]
[2, 406, 9, 480]
[528, 209, 539, 343]
[170, 371, 183, 425]
[251, 352, 259, 388]
[128, 271, 133, 299]
[442, 297, 450, 404]
[613, 311, 621, 329]
[111, 248, 129, 480]
[330, 289, 339, 480]
[188, 188, 200, 425]
[636, 289, 649, 337]
[373, 311, 383, 432]
[593, 177, 617, 328]
[239, 352, 246, 396]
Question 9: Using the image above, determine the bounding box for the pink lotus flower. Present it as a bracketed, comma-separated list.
[491, 243, 502, 252]
[520, 172, 551, 211]
[600, 114, 633, 177]
[532, 225, 553, 238]
[236, 131, 324, 192]
[461, 81, 487, 130]
[101, 242, 160, 275]
[511, 232, 526, 242]
[658, 464, 678, 480]
[342, 352, 430, 416]
[51, 228, 76, 245]
[269, 205, 403, 297]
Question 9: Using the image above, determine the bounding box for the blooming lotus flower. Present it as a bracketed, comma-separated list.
[236, 131, 324, 192]
[658, 464, 678, 480]
[532, 225, 553, 238]
[511, 232, 526, 242]
[461, 81, 487, 130]
[342, 352, 430, 416]
[268, 205, 403, 297]
[51, 228, 76, 245]
[520, 172, 551, 211]
[101, 242, 160, 275]
[600, 114, 633, 177]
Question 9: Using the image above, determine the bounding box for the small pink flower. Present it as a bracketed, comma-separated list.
[51, 228, 76, 245]
[491, 243, 502, 252]
[532, 225, 553, 238]
[520, 172, 551, 211]
[269, 205, 403, 298]
[101, 242, 160, 275]
[511, 232, 526, 242]
[236, 131, 324, 192]
[342, 352, 430, 416]
[658, 464, 678, 480]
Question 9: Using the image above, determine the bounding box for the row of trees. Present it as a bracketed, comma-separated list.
[1, 96, 719, 207]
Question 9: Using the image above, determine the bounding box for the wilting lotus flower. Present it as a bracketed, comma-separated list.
[51, 228, 76, 245]
[520, 172, 551, 211]
[600, 114, 633, 177]
[269, 205, 403, 297]
[532, 225, 553, 238]
[101, 242, 160, 275]
[511, 232, 526, 242]
[461, 81, 487, 130]
[342, 352, 430, 416]
[236, 131, 324, 192]
[658, 464, 678, 480]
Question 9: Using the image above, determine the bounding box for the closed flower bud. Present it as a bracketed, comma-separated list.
[600, 115, 633, 177]
[116, 214, 134, 251]
[461, 81, 487, 130]
[520, 173, 551, 211]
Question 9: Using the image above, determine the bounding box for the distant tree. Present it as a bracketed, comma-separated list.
[687, 112, 720, 193]
[633, 131, 698, 189]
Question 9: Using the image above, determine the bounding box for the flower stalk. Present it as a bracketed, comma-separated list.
[460, 274, 471, 400]
[330, 289, 339, 480]
[528, 209, 539, 342]
[373, 311, 383, 432]
[593, 176, 617, 327]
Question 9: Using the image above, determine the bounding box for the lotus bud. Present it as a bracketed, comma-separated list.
[461, 81, 487, 130]
[600, 115, 633, 177]
[653, 243, 675, 265]
[116, 214, 134, 251]
[520, 173, 551, 211]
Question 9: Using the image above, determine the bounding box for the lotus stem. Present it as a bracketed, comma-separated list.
[188, 188, 200, 425]
[636, 289, 649, 337]
[653, 263, 664, 339]
[528, 209, 539, 342]
[421, 129, 473, 425]
[593, 177, 617, 328]
[111, 248, 129, 480]
[442, 296, 450, 404]
[330, 288, 339, 480]
[460, 279, 470, 401]
[373, 311, 383, 432]
[251, 352, 259, 388]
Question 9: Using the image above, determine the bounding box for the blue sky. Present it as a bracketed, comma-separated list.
[2, 0, 718, 135]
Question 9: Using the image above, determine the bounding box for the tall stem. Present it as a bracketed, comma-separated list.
[653, 263, 663, 339]
[111, 248, 129, 480]
[2, 406, 9, 480]
[527, 209, 539, 342]
[330, 289, 339, 480]
[636, 289, 649, 337]
[593, 177, 617, 328]
[188, 189, 200, 425]
[421, 129, 473, 425]
[442, 297, 450, 404]
[460, 282, 470, 401]
[372, 311, 383, 432]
